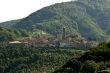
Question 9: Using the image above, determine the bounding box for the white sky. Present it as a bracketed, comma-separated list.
[0, 0, 72, 23]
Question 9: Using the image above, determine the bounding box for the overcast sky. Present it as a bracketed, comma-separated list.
[0, 0, 72, 23]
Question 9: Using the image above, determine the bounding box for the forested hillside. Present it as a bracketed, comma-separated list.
[54, 42, 110, 73]
[0, 0, 110, 40]
[0, 43, 79, 73]
[0, 27, 28, 42]
[0, 0, 110, 73]
[0, 19, 21, 28]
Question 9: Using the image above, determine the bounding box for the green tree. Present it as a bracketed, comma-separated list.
[82, 60, 98, 73]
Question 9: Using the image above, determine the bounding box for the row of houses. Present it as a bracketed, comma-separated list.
[9, 35, 97, 49]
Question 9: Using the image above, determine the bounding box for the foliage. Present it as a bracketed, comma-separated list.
[54, 41, 110, 73]
[0, 0, 110, 40]
[0, 27, 28, 42]
[0, 42, 80, 73]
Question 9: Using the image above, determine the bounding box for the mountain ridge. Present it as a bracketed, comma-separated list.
[0, 0, 110, 40]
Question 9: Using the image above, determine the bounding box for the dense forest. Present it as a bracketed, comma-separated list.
[0, 0, 110, 40]
[1, 35, 110, 73]
[0, 27, 28, 42]
[54, 42, 110, 73]
[0, 42, 80, 73]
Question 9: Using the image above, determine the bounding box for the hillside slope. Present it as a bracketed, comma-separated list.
[0, 27, 28, 42]
[0, 0, 110, 40]
[0, 19, 21, 28]
[54, 42, 110, 73]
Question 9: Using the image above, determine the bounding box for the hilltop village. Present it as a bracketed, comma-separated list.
[9, 28, 97, 49]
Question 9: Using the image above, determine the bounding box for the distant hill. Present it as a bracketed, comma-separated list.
[0, 27, 28, 42]
[0, 0, 110, 40]
[0, 19, 21, 28]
